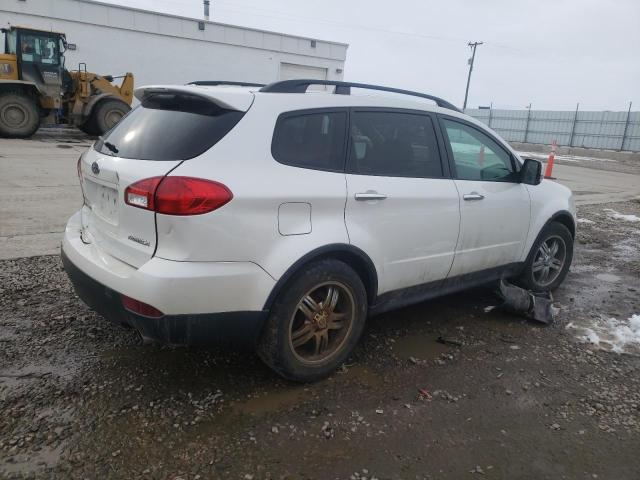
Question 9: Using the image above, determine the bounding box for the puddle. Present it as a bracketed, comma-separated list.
[337, 363, 384, 388]
[0, 444, 64, 475]
[0, 363, 73, 391]
[595, 273, 621, 283]
[391, 333, 452, 361]
[232, 386, 311, 416]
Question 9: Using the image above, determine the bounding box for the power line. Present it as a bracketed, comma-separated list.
[463, 41, 483, 110]
[214, 1, 469, 44]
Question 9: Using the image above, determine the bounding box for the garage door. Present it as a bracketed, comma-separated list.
[279, 63, 328, 90]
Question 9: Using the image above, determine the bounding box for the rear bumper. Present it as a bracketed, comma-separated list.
[61, 210, 273, 346]
[62, 248, 267, 346]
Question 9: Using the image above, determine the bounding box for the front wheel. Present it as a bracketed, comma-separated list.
[519, 222, 573, 292]
[0, 92, 40, 138]
[257, 259, 368, 382]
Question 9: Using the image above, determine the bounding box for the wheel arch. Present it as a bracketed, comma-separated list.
[81, 93, 120, 119]
[524, 209, 575, 264]
[0, 81, 41, 101]
[263, 244, 379, 311]
[548, 210, 576, 239]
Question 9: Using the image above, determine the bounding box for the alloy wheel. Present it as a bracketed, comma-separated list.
[532, 235, 566, 287]
[288, 281, 355, 365]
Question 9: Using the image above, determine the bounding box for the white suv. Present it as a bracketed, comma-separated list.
[62, 80, 576, 381]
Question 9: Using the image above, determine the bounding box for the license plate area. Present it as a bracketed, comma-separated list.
[85, 179, 119, 225]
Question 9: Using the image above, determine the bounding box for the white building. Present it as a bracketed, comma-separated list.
[1, 0, 348, 87]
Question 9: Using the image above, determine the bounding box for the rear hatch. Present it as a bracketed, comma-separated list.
[78, 85, 252, 267]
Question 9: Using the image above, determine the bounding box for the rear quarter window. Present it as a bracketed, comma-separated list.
[271, 110, 347, 172]
[94, 93, 245, 160]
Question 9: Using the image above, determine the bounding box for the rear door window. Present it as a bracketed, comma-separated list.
[94, 92, 245, 160]
[271, 110, 347, 172]
[348, 110, 444, 178]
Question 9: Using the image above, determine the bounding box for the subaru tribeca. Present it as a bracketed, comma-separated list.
[62, 79, 576, 381]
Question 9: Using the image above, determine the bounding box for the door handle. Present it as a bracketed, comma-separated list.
[355, 191, 387, 201]
[463, 192, 485, 201]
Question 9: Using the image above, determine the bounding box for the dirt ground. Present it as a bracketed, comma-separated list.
[1, 197, 639, 480]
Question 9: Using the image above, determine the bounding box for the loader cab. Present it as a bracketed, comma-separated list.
[2, 27, 66, 92]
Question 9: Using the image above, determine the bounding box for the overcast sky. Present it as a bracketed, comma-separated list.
[104, 0, 639, 111]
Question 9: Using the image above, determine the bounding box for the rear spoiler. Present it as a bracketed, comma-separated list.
[134, 85, 254, 112]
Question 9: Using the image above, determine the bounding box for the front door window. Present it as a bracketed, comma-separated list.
[442, 118, 516, 182]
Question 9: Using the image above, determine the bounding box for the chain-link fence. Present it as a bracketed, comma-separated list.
[465, 106, 640, 152]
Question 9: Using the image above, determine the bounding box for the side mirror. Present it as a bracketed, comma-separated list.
[520, 158, 542, 185]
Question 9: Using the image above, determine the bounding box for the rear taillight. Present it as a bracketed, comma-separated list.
[125, 177, 162, 210]
[121, 294, 164, 318]
[124, 176, 233, 215]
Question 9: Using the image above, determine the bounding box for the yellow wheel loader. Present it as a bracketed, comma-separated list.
[0, 26, 133, 138]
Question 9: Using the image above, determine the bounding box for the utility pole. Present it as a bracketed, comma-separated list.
[463, 41, 483, 111]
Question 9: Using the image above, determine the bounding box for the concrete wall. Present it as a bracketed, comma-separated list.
[1, 0, 347, 87]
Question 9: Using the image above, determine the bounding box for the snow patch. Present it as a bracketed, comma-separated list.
[577, 218, 594, 224]
[567, 314, 640, 354]
[604, 209, 640, 222]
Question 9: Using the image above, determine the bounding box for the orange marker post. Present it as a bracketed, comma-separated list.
[544, 140, 557, 179]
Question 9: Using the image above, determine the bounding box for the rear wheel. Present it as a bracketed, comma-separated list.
[77, 114, 100, 136]
[258, 259, 368, 382]
[0, 92, 40, 138]
[519, 222, 573, 292]
[92, 99, 130, 135]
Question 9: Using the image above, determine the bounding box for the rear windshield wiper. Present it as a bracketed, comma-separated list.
[103, 141, 119, 154]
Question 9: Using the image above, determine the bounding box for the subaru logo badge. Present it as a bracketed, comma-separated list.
[91, 162, 100, 175]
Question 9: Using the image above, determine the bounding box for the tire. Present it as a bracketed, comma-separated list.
[257, 259, 368, 382]
[92, 99, 130, 135]
[0, 92, 40, 138]
[77, 114, 100, 136]
[518, 222, 573, 292]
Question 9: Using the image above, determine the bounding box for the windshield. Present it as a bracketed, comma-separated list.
[94, 93, 245, 160]
[20, 32, 60, 65]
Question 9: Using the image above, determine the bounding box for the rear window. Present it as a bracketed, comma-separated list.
[272, 110, 347, 172]
[348, 111, 443, 178]
[94, 93, 245, 160]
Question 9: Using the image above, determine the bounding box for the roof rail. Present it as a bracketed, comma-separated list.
[188, 81, 265, 87]
[259, 79, 461, 112]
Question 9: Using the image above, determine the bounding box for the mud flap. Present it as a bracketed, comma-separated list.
[497, 279, 557, 324]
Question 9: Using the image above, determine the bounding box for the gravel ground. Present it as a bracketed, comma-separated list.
[1, 200, 640, 479]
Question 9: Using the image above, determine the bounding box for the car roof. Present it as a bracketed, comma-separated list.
[134, 83, 478, 125]
[134, 83, 516, 157]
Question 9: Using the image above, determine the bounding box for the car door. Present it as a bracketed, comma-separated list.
[344, 109, 460, 294]
[439, 115, 531, 277]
